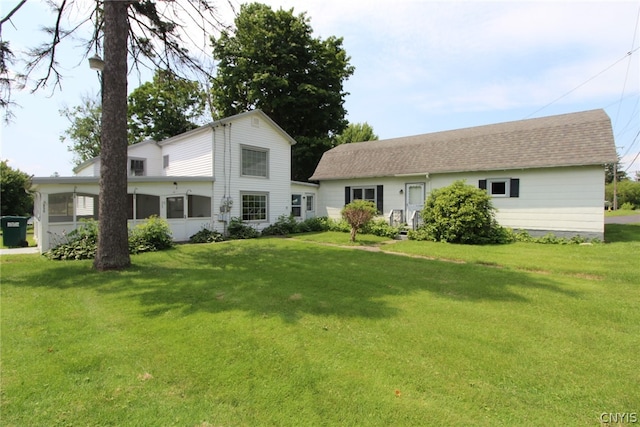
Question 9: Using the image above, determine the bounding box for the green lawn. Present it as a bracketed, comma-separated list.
[1, 225, 638, 426]
[605, 209, 638, 217]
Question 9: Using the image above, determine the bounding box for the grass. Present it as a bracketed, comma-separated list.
[605, 209, 638, 217]
[1, 224, 639, 426]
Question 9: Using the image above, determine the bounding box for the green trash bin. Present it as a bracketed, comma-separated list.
[1, 216, 29, 247]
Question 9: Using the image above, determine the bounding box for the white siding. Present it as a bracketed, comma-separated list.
[162, 128, 213, 176]
[74, 161, 100, 177]
[128, 142, 163, 176]
[316, 166, 606, 237]
[211, 114, 292, 230]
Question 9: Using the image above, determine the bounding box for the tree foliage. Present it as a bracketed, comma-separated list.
[605, 156, 628, 184]
[60, 96, 102, 167]
[606, 180, 640, 209]
[128, 69, 206, 144]
[0, 160, 33, 216]
[210, 2, 354, 181]
[416, 180, 510, 244]
[334, 122, 378, 145]
[341, 200, 378, 242]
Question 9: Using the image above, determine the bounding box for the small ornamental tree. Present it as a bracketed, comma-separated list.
[419, 180, 510, 244]
[341, 200, 378, 242]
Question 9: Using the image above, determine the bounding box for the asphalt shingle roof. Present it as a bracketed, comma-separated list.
[309, 109, 617, 181]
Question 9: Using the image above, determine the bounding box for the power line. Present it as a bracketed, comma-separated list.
[524, 47, 640, 119]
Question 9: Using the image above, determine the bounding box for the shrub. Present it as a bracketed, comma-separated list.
[227, 217, 259, 239]
[296, 216, 331, 233]
[189, 227, 224, 243]
[45, 217, 175, 260]
[620, 202, 636, 211]
[327, 218, 351, 233]
[129, 216, 174, 254]
[361, 218, 401, 239]
[261, 215, 299, 236]
[341, 200, 378, 242]
[44, 219, 99, 260]
[416, 180, 509, 244]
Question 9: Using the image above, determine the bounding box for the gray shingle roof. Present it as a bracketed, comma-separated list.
[309, 109, 617, 181]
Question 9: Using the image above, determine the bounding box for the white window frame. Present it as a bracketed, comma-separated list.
[241, 192, 268, 222]
[291, 194, 302, 218]
[351, 186, 377, 204]
[488, 179, 510, 197]
[241, 145, 269, 178]
[129, 158, 146, 177]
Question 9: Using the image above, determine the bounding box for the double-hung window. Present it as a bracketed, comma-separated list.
[241, 146, 268, 178]
[352, 187, 376, 204]
[129, 159, 145, 176]
[344, 185, 384, 214]
[291, 194, 302, 217]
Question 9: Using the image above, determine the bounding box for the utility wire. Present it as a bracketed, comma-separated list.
[524, 47, 640, 119]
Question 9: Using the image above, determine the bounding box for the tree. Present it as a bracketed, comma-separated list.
[0, 160, 33, 216]
[211, 2, 355, 181]
[605, 153, 628, 184]
[341, 200, 377, 242]
[334, 122, 378, 145]
[128, 69, 206, 144]
[61, 70, 206, 167]
[2, 0, 225, 270]
[60, 96, 102, 167]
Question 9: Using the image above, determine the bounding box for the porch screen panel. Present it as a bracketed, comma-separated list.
[188, 195, 211, 218]
[167, 196, 184, 219]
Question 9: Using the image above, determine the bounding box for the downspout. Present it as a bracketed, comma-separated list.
[132, 187, 138, 226]
[73, 186, 78, 231]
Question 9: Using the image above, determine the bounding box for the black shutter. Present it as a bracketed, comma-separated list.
[479, 179, 487, 190]
[510, 179, 520, 198]
[376, 185, 384, 214]
[345, 186, 351, 205]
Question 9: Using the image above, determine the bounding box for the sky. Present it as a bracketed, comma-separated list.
[1, 0, 639, 178]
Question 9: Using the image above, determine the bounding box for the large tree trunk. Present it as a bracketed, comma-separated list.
[94, 0, 131, 270]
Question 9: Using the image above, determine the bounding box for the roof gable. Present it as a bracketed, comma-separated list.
[310, 109, 617, 180]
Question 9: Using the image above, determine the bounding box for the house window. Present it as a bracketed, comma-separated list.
[345, 185, 384, 214]
[241, 146, 268, 178]
[130, 159, 145, 176]
[241, 192, 268, 221]
[291, 194, 302, 217]
[352, 187, 376, 204]
[163, 155, 169, 169]
[479, 179, 520, 198]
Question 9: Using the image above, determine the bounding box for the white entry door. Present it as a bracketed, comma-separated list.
[405, 183, 425, 229]
[305, 193, 316, 219]
[163, 195, 188, 241]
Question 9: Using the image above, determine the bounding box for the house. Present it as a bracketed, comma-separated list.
[310, 109, 617, 239]
[30, 110, 318, 252]
[29, 108, 616, 252]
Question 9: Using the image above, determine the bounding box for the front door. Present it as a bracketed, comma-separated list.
[405, 183, 425, 230]
[164, 195, 187, 241]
